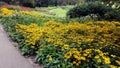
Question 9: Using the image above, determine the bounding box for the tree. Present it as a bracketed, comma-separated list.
[21, 0, 36, 7]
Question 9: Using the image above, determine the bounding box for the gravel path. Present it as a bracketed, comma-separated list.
[0, 24, 34, 68]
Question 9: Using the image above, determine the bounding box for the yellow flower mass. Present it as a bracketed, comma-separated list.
[0, 8, 40, 17]
[0, 8, 14, 17]
[15, 20, 120, 67]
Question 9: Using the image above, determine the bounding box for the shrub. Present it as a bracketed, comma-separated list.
[67, 1, 120, 21]
[104, 9, 120, 21]
[0, 1, 6, 6]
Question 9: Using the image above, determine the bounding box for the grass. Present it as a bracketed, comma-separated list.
[49, 7, 67, 17]
[34, 5, 74, 18]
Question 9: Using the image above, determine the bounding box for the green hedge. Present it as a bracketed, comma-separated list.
[67, 2, 120, 21]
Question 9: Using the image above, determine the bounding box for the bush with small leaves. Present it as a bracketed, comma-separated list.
[67, 1, 120, 21]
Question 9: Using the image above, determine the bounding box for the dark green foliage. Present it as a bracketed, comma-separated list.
[102, 46, 120, 57]
[100, 0, 120, 3]
[0, 1, 6, 6]
[35, 45, 72, 68]
[67, 2, 120, 21]
[104, 9, 120, 21]
[0, 0, 82, 7]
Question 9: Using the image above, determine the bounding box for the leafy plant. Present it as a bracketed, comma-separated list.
[67, 1, 120, 21]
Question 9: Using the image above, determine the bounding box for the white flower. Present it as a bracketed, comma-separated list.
[112, 4, 116, 9]
[106, 4, 109, 6]
[101, 2, 104, 5]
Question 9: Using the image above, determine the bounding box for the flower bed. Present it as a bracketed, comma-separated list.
[0, 8, 120, 68]
[16, 21, 120, 68]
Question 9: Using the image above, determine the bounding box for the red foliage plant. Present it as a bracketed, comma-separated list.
[0, 4, 31, 11]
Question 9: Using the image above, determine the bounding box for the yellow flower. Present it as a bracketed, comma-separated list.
[103, 57, 111, 64]
[62, 44, 69, 50]
[97, 59, 101, 63]
[76, 63, 79, 66]
[95, 55, 100, 59]
[48, 56, 52, 61]
[78, 61, 81, 64]
[116, 60, 120, 65]
[63, 44, 69, 49]
[72, 61, 76, 64]
[80, 57, 86, 60]
[110, 65, 117, 68]
[64, 51, 72, 59]
[83, 53, 87, 56]
[111, 54, 116, 58]
[31, 46, 35, 49]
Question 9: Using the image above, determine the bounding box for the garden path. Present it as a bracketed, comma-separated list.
[0, 24, 34, 68]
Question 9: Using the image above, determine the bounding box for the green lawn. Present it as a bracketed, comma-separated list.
[34, 5, 74, 18]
